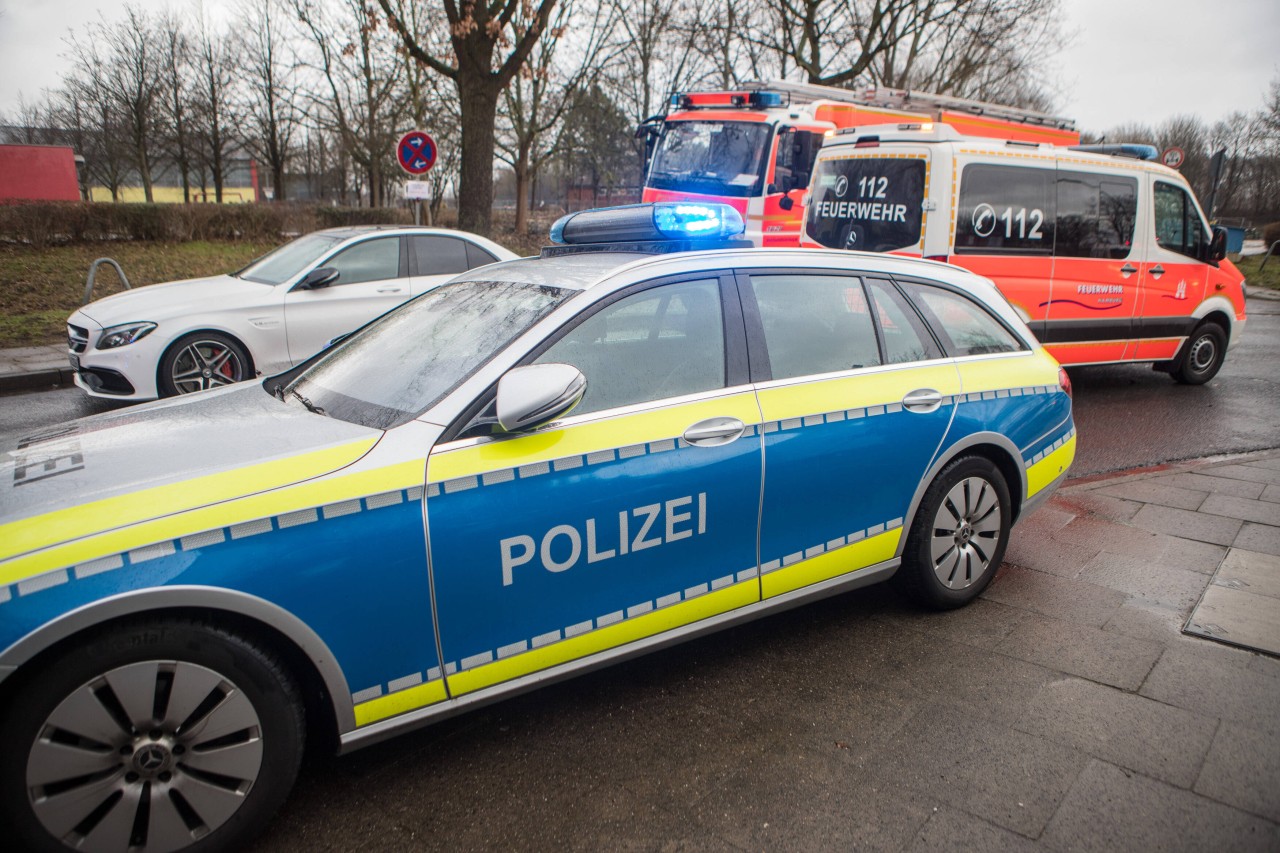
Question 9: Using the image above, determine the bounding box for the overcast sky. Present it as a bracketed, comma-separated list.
[0, 0, 1276, 133]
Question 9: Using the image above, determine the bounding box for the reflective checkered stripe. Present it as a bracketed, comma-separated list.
[0, 486, 425, 607]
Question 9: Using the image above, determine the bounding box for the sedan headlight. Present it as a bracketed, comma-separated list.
[95, 322, 157, 350]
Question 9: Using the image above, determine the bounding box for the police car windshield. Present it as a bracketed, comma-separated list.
[805, 157, 926, 252]
[647, 120, 771, 198]
[287, 280, 571, 429]
[237, 233, 345, 285]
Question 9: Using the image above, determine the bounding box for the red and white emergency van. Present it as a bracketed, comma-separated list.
[800, 123, 1247, 383]
[638, 81, 1079, 247]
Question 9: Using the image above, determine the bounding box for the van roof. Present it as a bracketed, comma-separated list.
[820, 123, 1186, 177]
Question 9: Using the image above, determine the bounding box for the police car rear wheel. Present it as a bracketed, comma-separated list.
[896, 456, 1011, 610]
[1172, 322, 1226, 385]
[0, 619, 304, 853]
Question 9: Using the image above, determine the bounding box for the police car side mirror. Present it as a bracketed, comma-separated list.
[496, 363, 587, 433]
[299, 267, 340, 290]
[1208, 227, 1228, 263]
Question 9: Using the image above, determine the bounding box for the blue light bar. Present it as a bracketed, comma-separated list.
[550, 203, 746, 246]
[750, 91, 784, 108]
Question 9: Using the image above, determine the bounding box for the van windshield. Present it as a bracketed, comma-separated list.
[647, 120, 772, 198]
[805, 157, 927, 252]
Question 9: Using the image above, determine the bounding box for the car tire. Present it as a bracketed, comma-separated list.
[158, 332, 252, 397]
[1171, 322, 1227, 385]
[0, 619, 304, 853]
[893, 455, 1012, 610]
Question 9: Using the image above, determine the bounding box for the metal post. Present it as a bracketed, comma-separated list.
[1260, 241, 1280, 273]
[83, 258, 132, 305]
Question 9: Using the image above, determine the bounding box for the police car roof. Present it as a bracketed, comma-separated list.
[453, 250, 652, 291]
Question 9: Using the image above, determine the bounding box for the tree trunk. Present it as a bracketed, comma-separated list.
[457, 79, 500, 234]
[514, 154, 530, 236]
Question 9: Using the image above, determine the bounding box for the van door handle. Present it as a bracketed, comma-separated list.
[1149, 265, 1165, 279]
[683, 417, 745, 447]
[902, 389, 943, 413]
[1120, 263, 1137, 277]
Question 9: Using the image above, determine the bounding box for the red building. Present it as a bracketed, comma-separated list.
[0, 144, 81, 202]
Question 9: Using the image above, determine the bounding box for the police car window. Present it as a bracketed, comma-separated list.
[902, 283, 1023, 357]
[289, 280, 570, 429]
[536, 279, 725, 416]
[325, 237, 402, 285]
[866, 280, 942, 364]
[750, 274, 881, 379]
[412, 235, 469, 275]
[805, 157, 926, 252]
[1154, 181, 1207, 261]
[1056, 171, 1137, 259]
[955, 164, 1055, 256]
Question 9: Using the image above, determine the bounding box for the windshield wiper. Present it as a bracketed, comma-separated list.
[289, 388, 325, 416]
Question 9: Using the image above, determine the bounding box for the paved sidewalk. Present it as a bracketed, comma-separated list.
[0, 343, 72, 392]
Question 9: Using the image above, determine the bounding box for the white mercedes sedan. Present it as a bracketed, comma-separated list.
[66, 226, 517, 400]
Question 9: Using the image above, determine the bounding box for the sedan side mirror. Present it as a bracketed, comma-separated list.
[299, 267, 340, 289]
[1207, 226, 1228, 263]
[496, 363, 587, 433]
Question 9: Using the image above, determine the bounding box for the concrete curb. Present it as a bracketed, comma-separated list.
[0, 366, 75, 394]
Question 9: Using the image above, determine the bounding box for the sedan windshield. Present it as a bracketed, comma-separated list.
[647, 120, 772, 198]
[286, 280, 572, 429]
[237, 233, 345, 285]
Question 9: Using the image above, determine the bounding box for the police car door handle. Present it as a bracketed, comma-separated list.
[902, 389, 943, 414]
[1120, 263, 1138, 277]
[1150, 265, 1165, 279]
[683, 417, 746, 447]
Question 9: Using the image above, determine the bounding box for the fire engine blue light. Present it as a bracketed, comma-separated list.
[751, 92, 784, 108]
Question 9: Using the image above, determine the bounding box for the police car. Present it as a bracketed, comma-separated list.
[0, 204, 1075, 852]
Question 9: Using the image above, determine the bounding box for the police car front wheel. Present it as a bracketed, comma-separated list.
[895, 456, 1011, 610]
[0, 618, 305, 853]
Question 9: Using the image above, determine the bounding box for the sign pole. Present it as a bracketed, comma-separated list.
[397, 130, 438, 231]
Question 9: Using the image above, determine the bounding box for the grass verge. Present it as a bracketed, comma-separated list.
[0, 240, 276, 347]
[1235, 254, 1280, 292]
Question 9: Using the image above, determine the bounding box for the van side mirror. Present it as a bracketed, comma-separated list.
[1207, 226, 1228, 263]
[495, 363, 587, 433]
[299, 267, 340, 289]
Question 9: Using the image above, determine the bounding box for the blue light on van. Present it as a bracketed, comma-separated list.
[749, 91, 784, 108]
[549, 203, 745, 246]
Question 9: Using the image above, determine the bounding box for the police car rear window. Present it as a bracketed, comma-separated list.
[805, 157, 926, 252]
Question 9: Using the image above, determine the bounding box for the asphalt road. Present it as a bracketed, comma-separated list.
[3, 294, 1278, 475]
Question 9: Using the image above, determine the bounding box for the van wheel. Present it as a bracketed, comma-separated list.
[0, 619, 304, 853]
[1172, 322, 1226, 385]
[894, 456, 1011, 610]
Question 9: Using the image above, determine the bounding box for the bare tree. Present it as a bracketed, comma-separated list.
[240, 0, 299, 201]
[378, 0, 559, 234]
[192, 12, 240, 203]
[498, 1, 614, 232]
[295, 0, 407, 207]
[159, 12, 195, 202]
[67, 7, 165, 202]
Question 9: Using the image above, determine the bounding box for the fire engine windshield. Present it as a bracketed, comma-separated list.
[647, 121, 772, 198]
[806, 157, 927, 252]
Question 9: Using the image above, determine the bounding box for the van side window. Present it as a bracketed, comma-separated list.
[1056, 171, 1138, 259]
[901, 282, 1025, 357]
[955, 165, 1055, 256]
[749, 274, 882, 379]
[1154, 181, 1208, 261]
[535, 279, 725, 415]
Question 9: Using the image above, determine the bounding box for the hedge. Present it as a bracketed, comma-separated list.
[0, 202, 415, 248]
[1263, 221, 1280, 249]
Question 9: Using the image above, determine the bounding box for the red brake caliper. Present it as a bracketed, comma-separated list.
[217, 347, 235, 378]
